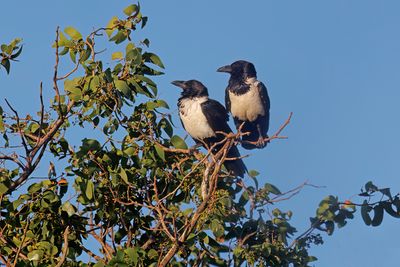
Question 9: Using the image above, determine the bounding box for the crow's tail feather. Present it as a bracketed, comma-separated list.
[224, 145, 247, 178]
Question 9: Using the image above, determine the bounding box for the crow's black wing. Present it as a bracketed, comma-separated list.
[258, 81, 270, 133]
[225, 89, 231, 113]
[258, 82, 270, 117]
[201, 99, 232, 134]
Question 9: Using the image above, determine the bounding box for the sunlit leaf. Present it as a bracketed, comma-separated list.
[106, 16, 119, 38]
[123, 4, 138, 16]
[0, 183, 8, 195]
[143, 52, 165, 69]
[170, 135, 188, 149]
[86, 180, 94, 200]
[64, 26, 82, 40]
[155, 144, 165, 161]
[120, 168, 129, 184]
[112, 51, 124, 60]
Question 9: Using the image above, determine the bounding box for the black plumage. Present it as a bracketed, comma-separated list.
[217, 60, 270, 150]
[171, 80, 247, 177]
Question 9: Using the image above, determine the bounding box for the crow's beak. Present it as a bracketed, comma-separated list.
[171, 80, 186, 89]
[217, 65, 232, 73]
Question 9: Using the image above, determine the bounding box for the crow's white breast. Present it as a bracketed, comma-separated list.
[179, 96, 215, 140]
[229, 78, 265, 122]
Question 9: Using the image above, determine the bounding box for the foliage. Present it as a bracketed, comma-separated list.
[0, 3, 399, 267]
[0, 38, 23, 74]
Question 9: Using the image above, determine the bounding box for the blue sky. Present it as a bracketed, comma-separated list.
[1, 1, 400, 266]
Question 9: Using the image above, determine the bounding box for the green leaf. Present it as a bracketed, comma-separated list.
[1, 59, 10, 74]
[155, 144, 165, 161]
[264, 183, 281, 195]
[135, 75, 157, 95]
[159, 118, 173, 137]
[1, 44, 8, 53]
[58, 32, 68, 46]
[379, 188, 392, 199]
[59, 46, 69, 56]
[210, 219, 225, 238]
[365, 181, 378, 192]
[146, 101, 158, 110]
[10, 38, 22, 48]
[382, 202, 400, 218]
[94, 262, 105, 267]
[86, 180, 94, 200]
[69, 49, 77, 63]
[170, 135, 188, 149]
[62, 201, 76, 216]
[64, 79, 79, 91]
[123, 4, 138, 16]
[43, 190, 57, 203]
[125, 247, 138, 264]
[248, 170, 259, 178]
[115, 80, 131, 98]
[12, 197, 24, 210]
[81, 138, 101, 152]
[80, 49, 91, 62]
[148, 249, 158, 259]
[28, 182, 42, 194]
[120, 168, 129, 184]
[308, 256, 318, 262]
[66, 87, 82, 101]
[143, 52, 165, 69]
[156, 100, 169, 109]
[141, 17, 148, 29]
[64, 26, 82, 40]
[371, 204, 384, 226]
[27, 250, 42, 261]
[110, 30, 127, 44]
[112, 51, 124, 60]
[10, 45, 23, 59]
[106, 16, 119, 38]
[0, 183, 8, 195]
[361, 200, 372, 226]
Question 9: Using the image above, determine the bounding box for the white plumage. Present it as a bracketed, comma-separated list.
[228, 78, 265, 122]
[179, 96, 215, 140]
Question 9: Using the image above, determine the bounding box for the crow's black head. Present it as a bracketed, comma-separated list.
[171, 80, 209, 98]
[217, 60, 257, 80]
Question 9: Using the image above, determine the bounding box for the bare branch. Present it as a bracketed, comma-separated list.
[5, 98, 30, 156]
[0, 153, 24, 169]
[12, 218, 30, 267]
[55, 226, 69, 267]
[56, 60, 80, 81]
[37, 82, 45, 143]
[79, 243, 104, 262]
[242, 112, 293, 146]
[53, 26, 61, 105]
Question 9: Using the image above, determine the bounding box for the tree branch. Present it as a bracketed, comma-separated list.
[55, 226, 69, 267]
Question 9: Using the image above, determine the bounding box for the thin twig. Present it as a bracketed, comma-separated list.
[5, 98, 30, 156]
[242, 112, 293, 145]
[79, 243, 104, 262]
[55, 226, 70, 267]
[37, 82, 45, 144]
[12, 218, 30, 267]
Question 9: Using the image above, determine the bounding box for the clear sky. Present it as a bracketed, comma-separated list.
[1, 1, 400, 266]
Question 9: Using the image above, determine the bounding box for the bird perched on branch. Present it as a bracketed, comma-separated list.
[172, 79, 247, 177]
[217, 60, 270, 150]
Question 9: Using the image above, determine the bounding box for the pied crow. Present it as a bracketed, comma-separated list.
[171, 79, 247, 177]
[217, 60, 270, 150]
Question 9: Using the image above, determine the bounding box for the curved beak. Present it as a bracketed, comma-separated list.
[171, 80, 186, 89]
[217, 65, 232, 73]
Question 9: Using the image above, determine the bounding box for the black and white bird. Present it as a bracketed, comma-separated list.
[217, 60, 270, 150]
[171, 79, 247, 177]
